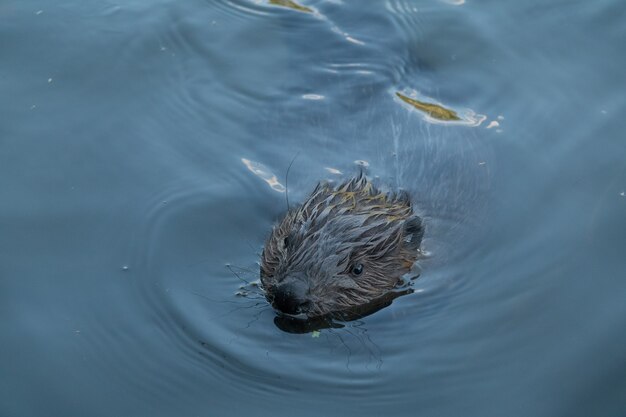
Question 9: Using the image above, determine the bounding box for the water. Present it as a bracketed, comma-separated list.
[1, 0, 625, 416]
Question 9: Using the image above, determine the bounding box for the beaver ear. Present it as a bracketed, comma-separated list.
[402, 216, 424, 251]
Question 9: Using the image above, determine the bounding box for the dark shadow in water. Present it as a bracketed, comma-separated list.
[273, 287, 415, 334]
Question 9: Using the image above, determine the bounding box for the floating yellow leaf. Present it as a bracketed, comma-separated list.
[269, 0, 313, 13]
[396, 92, 460, 121]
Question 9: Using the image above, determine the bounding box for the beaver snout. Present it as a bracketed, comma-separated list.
[272, 278, 311, 316]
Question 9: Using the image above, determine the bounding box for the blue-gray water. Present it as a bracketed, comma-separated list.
[1, 0, 625, 416]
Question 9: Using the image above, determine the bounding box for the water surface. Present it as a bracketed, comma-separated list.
[1, 0, 625, 416]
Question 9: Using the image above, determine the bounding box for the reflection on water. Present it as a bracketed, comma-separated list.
[272, 287, 416, 334]
[1, 0, 625, 416]
[242, 158, 286, 193]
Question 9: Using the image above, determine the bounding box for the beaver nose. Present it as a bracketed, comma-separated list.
[272, 280, 310, 315]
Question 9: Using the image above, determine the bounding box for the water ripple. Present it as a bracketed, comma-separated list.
[209, 0, 272, 20]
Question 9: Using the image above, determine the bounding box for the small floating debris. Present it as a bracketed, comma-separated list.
[268, 0, 313, 13]
[486, 120, 500, 129]
[47, 78, 53, 83]
[35, 10, 44, 15]
[311, 330, 320, 338]
[620, 191, 625, 197]
[122, 265, 129, 271]
[395, 92, 460, 121]
[395, 90, 486, 126]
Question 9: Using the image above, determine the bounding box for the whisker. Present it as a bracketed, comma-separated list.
[228, 264, 258, 275]
[246, 241, 260, 254]
[285, 151, 300, 211]
[226, 263, 254, 285]
[185, 289, 244, 305]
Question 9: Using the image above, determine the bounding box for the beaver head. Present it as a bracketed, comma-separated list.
[260, 175, 424, 318]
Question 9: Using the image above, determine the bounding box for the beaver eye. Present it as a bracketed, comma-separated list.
[351, 263, 364, 276]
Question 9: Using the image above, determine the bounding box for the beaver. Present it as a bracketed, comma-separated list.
[260, 174, 424, 319]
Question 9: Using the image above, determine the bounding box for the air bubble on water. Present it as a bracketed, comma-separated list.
[122, 265, 129, 271]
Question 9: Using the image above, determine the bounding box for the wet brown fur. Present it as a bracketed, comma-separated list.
[260, 175, 424, 318]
